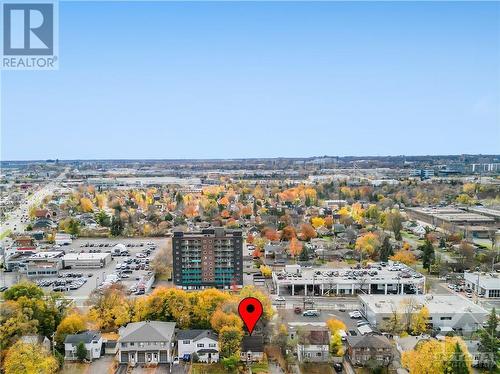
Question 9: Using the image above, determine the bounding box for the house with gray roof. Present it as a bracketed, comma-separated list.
[118, 321, 176, 365]
[64, 330, 102, 361]
[346, 335, 393, 367]
[177, 329, 219, 363]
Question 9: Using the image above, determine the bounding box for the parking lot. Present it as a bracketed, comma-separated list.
[276, 303, 367, 337]
[1, 237, 169, 306]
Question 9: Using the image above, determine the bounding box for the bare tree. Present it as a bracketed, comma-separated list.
[151, 239, 172, 277]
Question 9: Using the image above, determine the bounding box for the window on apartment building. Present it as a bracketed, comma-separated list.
[182, 340, 190, 344]
[489, 290, 500, 298]
[440, 317, 452, 320]
[209, 344, 216, 348]
[316, 353, 322, 357]
[197, 343, 204, 348]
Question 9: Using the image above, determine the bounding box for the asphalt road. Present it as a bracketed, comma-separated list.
[1, 168, 68, 233]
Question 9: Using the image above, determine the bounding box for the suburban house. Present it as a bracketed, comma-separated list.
[346, 335, 393, 367]
[118, 321, 176, 365]
[64, 331, 103, 361]
[240, 336, 264, 362]
[295, 326, 330, 362]
[177, 330, 219, 363]
[20, 334, 51, 352]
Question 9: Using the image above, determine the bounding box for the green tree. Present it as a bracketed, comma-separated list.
[76, 341, 87, 361]
[3, 281, 44, 301]
[95, 210, 111, 227]
[219, 326, 243, 358]
[380, 236, 394, 262]
[479, 308, 499, 369]
[445, 342, 470, 374]
[110, 216, 124, 236]
[66, 218, 80, 236]
[420, 238, 435, 272]
[439, 237, 446, 248]
[385, 210, 403, 241]
[221, 354, 240, 371]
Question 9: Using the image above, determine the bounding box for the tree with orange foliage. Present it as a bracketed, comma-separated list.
[300, 223, 317, 241]
[251, 248, 262, 258]
[263, 228, 280, 241]
[324, 216, 333, 229]
[289, 238, 303, 258]
[390, 250, 416, 265]
[183, 203, 199, 218]
[247, 233, 254, 244]
[281, 225, 296, 241]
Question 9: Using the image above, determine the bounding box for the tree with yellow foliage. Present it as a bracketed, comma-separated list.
[326, 318, 346, 334]
[410, 306, 429, 335]
[132, 287, 192, 328]
[219, 325, 244, 358]
[355, 232, 380, 257]
[239, 286, 273, 320]
[210, 309, 243, 334]
[390, 250, 416, 265]
[190, 288, 232, 328]
[4, 341, 58, 374]
[402, 336, 472, 374]
[260, 265, 272, 278]
[55, 311, 87, 347]
[311, 217, 326, 229]
[87, 285, 131, 331]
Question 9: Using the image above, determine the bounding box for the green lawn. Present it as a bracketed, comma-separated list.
[191, 363, 237, 374]
[300, 363, 334, 374]
[251, 361, 269, 373]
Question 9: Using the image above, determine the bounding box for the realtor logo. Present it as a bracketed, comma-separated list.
[2, 2, 58, 69]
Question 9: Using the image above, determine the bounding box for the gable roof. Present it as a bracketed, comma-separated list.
[65, 331, 101, 344]
[119, 321, 175, 343]
[299, 328, 330, 346]
[177, 329, 217, 342]
[241, 336, 264, 352]
[346, 335, 392, 350]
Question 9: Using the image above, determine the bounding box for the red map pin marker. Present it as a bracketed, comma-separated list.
[238, 297, 263, 335]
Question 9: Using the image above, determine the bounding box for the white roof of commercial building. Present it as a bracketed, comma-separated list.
[359, 294, 487, 315]
[274, 265, 424, 286]
[62, 253, 111, 261]
[28, 251, 64, 259]
[55, 233, 72, 238]
[464, 272, 500, 290]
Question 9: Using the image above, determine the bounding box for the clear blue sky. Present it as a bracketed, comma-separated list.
[2, 1, 499, 160]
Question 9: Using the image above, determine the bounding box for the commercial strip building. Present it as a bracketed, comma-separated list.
[272, 264, 425, 296]
[62, 252, 112, 269]
[464, 272, 500, 298]
[406, 207, 497, 237]
[25, 251, 64, 277]
[358, 294, 488, 334]
[173, 228, 243, 290]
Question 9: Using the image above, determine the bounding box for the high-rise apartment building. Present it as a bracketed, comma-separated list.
[172, 228, 243, 290]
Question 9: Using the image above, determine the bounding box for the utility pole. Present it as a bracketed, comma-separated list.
[51, 332, 56, 356]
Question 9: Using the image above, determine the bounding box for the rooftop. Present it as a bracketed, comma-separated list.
[359, 294, 488, 315]
[464, 272, 500, 290]
[62, 252, 111, 260]
[119, 321, 176, 343]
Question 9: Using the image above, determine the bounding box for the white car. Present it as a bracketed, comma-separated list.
[349, 311, 362, 319]
[275, 296, 286, 303]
